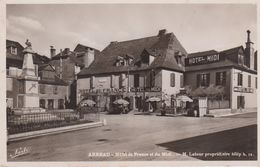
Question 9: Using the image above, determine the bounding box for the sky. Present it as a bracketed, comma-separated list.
[6, 4, 257, 57]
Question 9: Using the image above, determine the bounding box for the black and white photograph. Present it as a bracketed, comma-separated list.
[1, 0, 258, 165]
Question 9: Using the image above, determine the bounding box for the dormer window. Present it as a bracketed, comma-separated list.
[116, 55, 133, 67]
[11, 46, 17, 55]
[175, 51, 183, 66]
[238, 53, 244, 65]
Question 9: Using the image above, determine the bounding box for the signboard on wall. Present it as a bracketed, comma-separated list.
[79, 87, 162, 95]
[185, 54, 221, 66]
[233, 87, 254, 93]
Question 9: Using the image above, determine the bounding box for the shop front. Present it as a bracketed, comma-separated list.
[78, 86, 163, 112]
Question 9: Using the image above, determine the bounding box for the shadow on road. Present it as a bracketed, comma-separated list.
[157, 125, 257, 160]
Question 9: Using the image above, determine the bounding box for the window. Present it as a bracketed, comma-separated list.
[7, 78, 13, 91]
[90, 76, 95, 89]
[134, 74, 140, 88]
[11, 47, 17, 55]
[248, 75, 251, 87]
[170, 73, 175, 87]
[18, 80, 25, 93]
[58, 99, 64, 109]
[180, 74, 184, 88]
[256, 77, 257, 89]
[40, 99, 46, 108]
[197, 73, 210, 87]
[150, 71, 155, 87]
[238, 54, 244, 65]
[48, 99, 54, 109]
[238, 73, 243, 86]
[39, 84, 45, 94]
[216, 72, 226, 86]
[53, 86, 58, 94]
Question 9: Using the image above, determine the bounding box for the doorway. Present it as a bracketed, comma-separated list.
[237, 96, 245, 109]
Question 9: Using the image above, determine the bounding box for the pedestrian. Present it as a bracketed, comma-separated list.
[161, 100, 166, 116]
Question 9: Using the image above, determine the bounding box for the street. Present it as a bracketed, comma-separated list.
[7, 112, 257, 161]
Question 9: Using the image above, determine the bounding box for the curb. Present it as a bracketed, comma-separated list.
[204, 111, 257, 118]
[8, 121, 104, 142]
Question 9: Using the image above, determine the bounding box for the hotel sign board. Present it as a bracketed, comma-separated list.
[185, 54, 220, 66]
[233, 87, 254, 93]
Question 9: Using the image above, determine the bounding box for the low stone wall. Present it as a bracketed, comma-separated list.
[13, 107, 46, 114]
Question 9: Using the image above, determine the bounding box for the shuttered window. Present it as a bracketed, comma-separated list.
[134, 74, 140, 88]
[150, 71, 155, 87]
[216, 72, 226, 86]
[170, 73, 175, 87]
[39, 84, 45, 94]
[238, 73, 243, 86]
[180, 74, 184, 88]
[197, 73, 210, 87]
[90, 76, 95, 89]
[248, 75, 251, 87]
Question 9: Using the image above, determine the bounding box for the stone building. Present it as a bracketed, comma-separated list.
[185, 30, 257, 112]
[49, 44, 100, 108]
[6, 39, 69, 110]
[76, 29, 257, 114]
[77, 29, 187, 111]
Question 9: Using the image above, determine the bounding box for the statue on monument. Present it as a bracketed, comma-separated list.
[25, 39, 32, 49]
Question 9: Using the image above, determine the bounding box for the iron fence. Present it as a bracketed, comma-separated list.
[7, 108, 100, 135]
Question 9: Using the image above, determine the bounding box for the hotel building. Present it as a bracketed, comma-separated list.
[77, 29, 257, 113]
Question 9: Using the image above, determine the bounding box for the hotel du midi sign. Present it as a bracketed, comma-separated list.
[185, 54, 220, 66]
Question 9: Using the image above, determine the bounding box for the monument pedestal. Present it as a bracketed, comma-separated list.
[15, 39, 46, 114]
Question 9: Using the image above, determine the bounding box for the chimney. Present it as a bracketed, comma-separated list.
[245, 30, 255, 70]
[83, 48, 95, 68]
[64, 48, 70, 54]
[247, 30, 252, 43]
[50, 46, 56, 58]
[110, 41, 118, 44]
[158, 29, 167, 37]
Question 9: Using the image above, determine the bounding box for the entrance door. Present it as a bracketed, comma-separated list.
[58, 99, 64, 109]
[40, 99, 46, 108]
[237, 96, 245, 109]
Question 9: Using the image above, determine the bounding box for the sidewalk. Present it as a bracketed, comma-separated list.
[205, 108, 257, 118]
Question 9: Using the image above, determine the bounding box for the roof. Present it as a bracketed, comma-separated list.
[186, 46, 257, 74]
[39, 64, 68, 86]
[6, 39, 50, 65]
[78, 31, 188, 76]
[74, 44, 100, 54]
[188, 50, 218, 58]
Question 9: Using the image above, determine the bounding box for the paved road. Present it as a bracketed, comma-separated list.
[7, 112, 257, 161]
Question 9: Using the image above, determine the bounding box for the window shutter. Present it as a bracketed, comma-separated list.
[216, 72, 220, 85]
[222, 72, 226, 86]
[248, 75, 251, 87]
[90, 76, 95, 89]
[180, 75, 184, 88]
[197, 74, 200, 87]
[206, 73, 210, 86]
[170, 73, 175, 87]
[111, 75, 114, 88]
[256, 77, 257, 89]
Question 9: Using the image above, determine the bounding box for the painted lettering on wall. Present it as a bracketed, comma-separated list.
[234, 87, 254, 93]
[79, 87, 161, 95]
[186, 54, 220, 66]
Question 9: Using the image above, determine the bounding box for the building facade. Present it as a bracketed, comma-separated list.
[77, 29, 257, 113]
[6, 40, 69, 110]
[49, 44, 100, 108]
[184, 30, 257, 112]
[77, 29, 187, 111]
